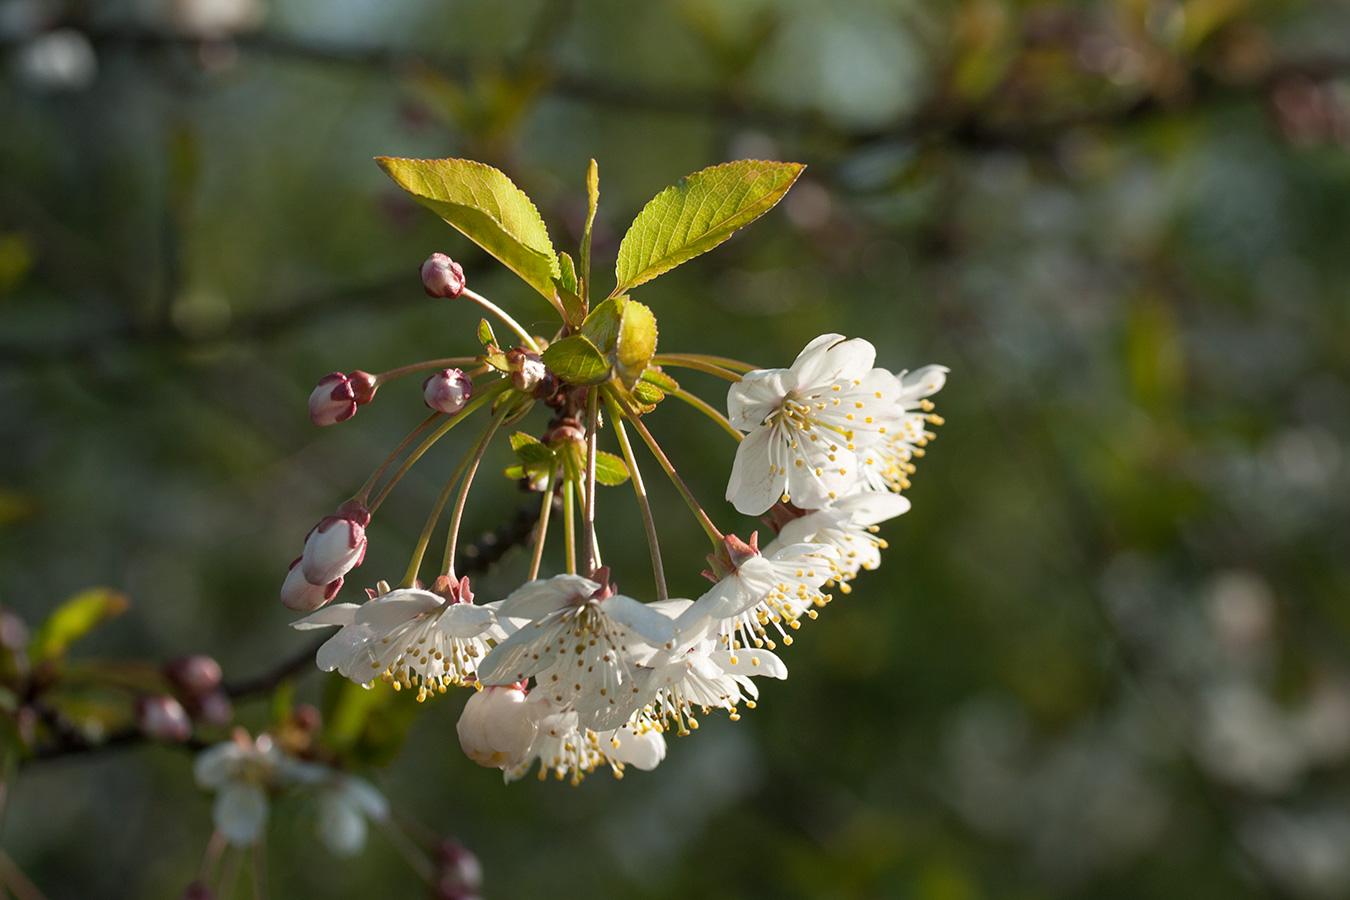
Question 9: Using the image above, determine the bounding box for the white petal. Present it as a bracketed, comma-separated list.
[290, 603, 360, 631]
[791, 334, 875, 388]
[726, 368, 793, 429]
[600, 595, 678, 649]
[498, 575, 597, 619]
[316, 790, 367, 857]
[727, 425, 788, 515]
[474, 618, 570, 685]
[900, 364, 947, 399]
[193, 743, 243, 789]
[438, 603, 497, 638]
[711, 648, 788, 679]
[355, 590, 443, 629]
[607, 727, 666, 771]
[214, 782, 269, 845]
[831, 490, 910, 524]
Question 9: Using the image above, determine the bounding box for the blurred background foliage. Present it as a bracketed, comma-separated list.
[4, 0, 1350, 897]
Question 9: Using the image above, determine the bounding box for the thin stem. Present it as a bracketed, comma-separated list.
[368, 379, 512, 513]
[603, 393, 668, 603]
[198, 830, 228, 884]
[615, 389, 724, 546]
[355, 413, 441, 502]
[0, 852, 48, 900]
[218, 847, 243, 900]
[528, 466, 558, 582]
[442, 404, 511, 579]
[671, 388, 742, 441]
[374, 357, 479, 384]
[398, 426, 492, 588]
[250, 842, 269, 900]
[376, 817, 435, 883]
[562, 478, 577, 575]
[581, 388, 600, 576]
[462, 288, 541, 353]
[650, 354, 742, 382]
[654, 352, 758, 372]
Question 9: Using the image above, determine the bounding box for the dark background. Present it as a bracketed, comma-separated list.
[4, 0, 1350, 897]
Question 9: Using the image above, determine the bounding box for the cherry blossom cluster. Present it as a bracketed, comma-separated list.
[281, 265, 945, 783]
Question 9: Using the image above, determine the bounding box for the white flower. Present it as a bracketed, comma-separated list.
[725, 334, 904, 515]
[475, 574, 678, 732]
[316, 775, 389, 857]
[456, 685, 538, 770]
[292, 583, 499, 701]
[855, 364, 947, 494]
[503, 692, 667, 785]
[193, 734, 326, 846]
[678, 539, 837, 652]
[766, 491, 911, 588]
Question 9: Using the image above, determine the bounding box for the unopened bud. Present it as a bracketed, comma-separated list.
[423, 369, 474, 415]
[348, 370, 377, 405]
[195, 689, 234, 728]
[300, 503, 370, 585]
[181, 881, 215, 900]
[507, 348, 545, 392]
[422, 253, 466, 299]
[164, 655, 223, 696]
[435, 839, 483, 892]
[137, 694, 193, 742]
[456, 685, 536, 770]
[281, 559, 343, 611]
[309, 373, 358, 426]
[292, 704, 322, 733]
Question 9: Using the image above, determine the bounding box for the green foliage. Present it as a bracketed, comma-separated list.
[30, 588, 128, 662]
[540, 334, 610, 386]
[477, 317, 498, 349]
[509, 431, 557, 465]
[612, 160, 804, 296]
[592, 451, 630, 486]
[376, 157, 561, 302]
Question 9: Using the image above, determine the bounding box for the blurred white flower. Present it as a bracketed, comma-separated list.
[316, 775, 389, 857]
[193, 733, 325, 845]
[15, 28, 96, 91]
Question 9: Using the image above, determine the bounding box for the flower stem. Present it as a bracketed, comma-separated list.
[442, 403, 512, 579]
[609, 386, 724, 547]
[656, 352, 758, 372]
[581, 388, 601, 577]
[528, 466, 558, 582]
[374, 357, 479, 384]
[462, 288, 541, 354]
[671, 388, 742, 441]
[562, 477, 577, 575]
[652, 354, 747, 381]
[368, 379, 513, 513]
[250, 841, 269, 900]
[398, 421, 494, 589]
[356, 413, 442, 503]
[603, 393, 668, 602]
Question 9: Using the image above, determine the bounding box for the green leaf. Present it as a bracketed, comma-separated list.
[593, 451, 630, 486]
[485, 351, 511, 373]
[615, 298, 658, 389]
[31, 588, 129, 661]
[478, 317, 497, 349]
[632, 380, 665, 406]
[376, 157, 561, 302]
[641, 367, 680, 393]
[581, 297, 624, 355]
[613, 160, 804, 295]
[541, 334, 610, 386]
[510, 432, 557, 465]
[581, 158, 599, 299]
[557, 252, 578, 294]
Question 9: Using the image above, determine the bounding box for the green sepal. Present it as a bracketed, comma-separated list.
[478, 318, 498, 349]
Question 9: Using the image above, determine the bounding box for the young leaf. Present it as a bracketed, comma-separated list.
[510, 432, 558, 465]
[30, 588, 129, 661]
[580, 297, 624, 356]
[478, 317, 498, 349]
[581, 158, 599, 300]
[540, 334, 610, 386]
[641, 367, 680, 393]
[557, 252, 578, 294]
[613, 160, 804, 295]
[615, 298, 658, 389]
[376, 157, 561, 302]
[593, 451, 630, 486]
[632, 380, 665, 406]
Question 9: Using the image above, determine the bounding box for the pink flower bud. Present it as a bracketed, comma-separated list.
[164, 655, 223, 697]
[137, 694, 193, 742]
[422, 253, 466, 299]
[423, 368, 474, 415]
[456, 685, 536, 770]
[435, 839, 483, 896]
[309, 372, 358, 426]
[195, 690, 234, 728]
[300, 503, 370, 585]
[281, 559, 343, 611]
